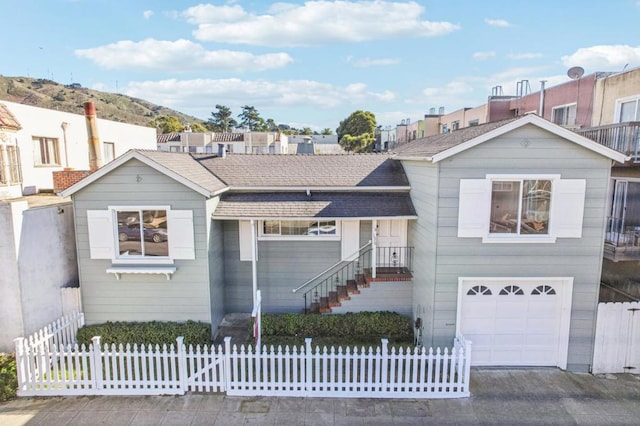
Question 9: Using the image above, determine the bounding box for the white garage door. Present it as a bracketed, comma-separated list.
[458, 278, 573, 368]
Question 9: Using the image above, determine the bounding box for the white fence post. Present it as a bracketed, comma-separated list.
[223, 336, 232, 393]
[380, 338, 389, 392]
[305, 338, 312, 396]
[176, 336, 187, 394]
[90, 336, 103, 391]
[13, 338, 27, 394]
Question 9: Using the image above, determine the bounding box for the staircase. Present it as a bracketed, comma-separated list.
[310, 274, 370, 313]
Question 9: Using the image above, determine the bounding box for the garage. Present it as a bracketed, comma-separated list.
[457, 278, 573, 368]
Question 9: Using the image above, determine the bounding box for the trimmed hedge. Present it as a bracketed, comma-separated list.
[260, 311, 412, 343]
[76, 320, 211, 347]
[0, 353, 17, 402]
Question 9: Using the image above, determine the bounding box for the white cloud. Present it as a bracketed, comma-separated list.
[561, 45, 640, 70]
[184, 1, 460, 47]
[484, 18, 511, 27]
[75, 39, 293, 72]
[473, 51, 495, 60]
[346, 56, 400, 67]
[120, 78, 396, 116]
[143, 10, 153, 19]
[507, 52, 543, 60]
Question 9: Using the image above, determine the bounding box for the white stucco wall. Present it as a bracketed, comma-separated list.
[3, 101, 156, 195]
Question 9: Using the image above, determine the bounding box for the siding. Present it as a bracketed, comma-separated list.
[73, 159, 211, 324]
[404, 125, 612, 371]
[207, 197, 225, 334]
[223, 221, 341, 313]
[330, 281, 413, 315]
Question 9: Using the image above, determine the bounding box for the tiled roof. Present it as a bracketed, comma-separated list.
[195, 153, 409, 187]
[134, 150, 227, 193]
[157, 133, 181, 143]
[214, 192, 416, 218]
[0, 103, 22, 130]
[393, 117, 519, 157]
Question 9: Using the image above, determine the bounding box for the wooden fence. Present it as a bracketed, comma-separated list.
[592, 301, 640, 374]
[14, 314, 471, 398]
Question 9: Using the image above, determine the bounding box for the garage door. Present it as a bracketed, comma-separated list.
[458, 278, 573, 368]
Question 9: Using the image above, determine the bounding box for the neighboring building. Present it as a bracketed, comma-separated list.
[288, 134, 344, 154]
[0, 101, 156, 199]
[59, 114, 626, 372]
[158, 131, 289, 155]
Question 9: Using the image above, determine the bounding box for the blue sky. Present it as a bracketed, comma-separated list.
[4, 1, 640, 131]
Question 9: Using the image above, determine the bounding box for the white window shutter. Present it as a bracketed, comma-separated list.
[458, 179, 491, 238]
[239, 221, 253, 261]
[87, 210, 115, 259]
[551, 179, 586, 238]
[167, 210, 195, 259]
[341, 220, 359, 261]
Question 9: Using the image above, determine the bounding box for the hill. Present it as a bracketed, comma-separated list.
[0, 76, 203, 131]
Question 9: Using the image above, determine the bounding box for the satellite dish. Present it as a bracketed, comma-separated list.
[567, 66, 584, 80]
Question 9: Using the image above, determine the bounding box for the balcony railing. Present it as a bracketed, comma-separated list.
[575, 122, 640, 161]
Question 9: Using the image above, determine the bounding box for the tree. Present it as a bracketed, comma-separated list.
[321, 128, 333, 135]
[336, 110, 376, 152]
[149, 115, 184, 134]
[265, 118, 279, 132]
[189, 122, 207, 133]
[207, 104, 238, 132]
[300, 127, 313, 135]
[238, 105, 267, 131]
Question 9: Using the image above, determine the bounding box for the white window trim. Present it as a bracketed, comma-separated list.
[257, 219, 341, 241]
[484, 174, 559, 244]
[614, 94, 640, 123]
[551, 103, 577, 126]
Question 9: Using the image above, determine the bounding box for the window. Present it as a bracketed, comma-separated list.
[0, 144, 22, 185]
[616, 96, 640, 123]
[468, 119, 479, 127]
[86, 207, 195, 264]
[33, 137, 60, 166]
[551, 104, 577, 126]
[458, 175, 586, 242]
[116, 209, 169, 258]
[103, 142, 115, 163]
[490, 179, 551, 235]
[259, 220, 338, 239]
[452, 120, 460, 131]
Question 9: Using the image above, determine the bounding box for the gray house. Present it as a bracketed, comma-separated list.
[60, 114, 626, 372]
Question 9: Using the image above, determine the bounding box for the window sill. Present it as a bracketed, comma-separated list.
[482, 235, 557, 244]
[106, 265, 177, 280]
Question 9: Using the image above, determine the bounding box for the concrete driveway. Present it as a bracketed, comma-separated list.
[1, 369, 639, 425]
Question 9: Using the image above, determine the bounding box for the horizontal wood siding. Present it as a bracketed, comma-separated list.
[223, 221, 341, 313]
[330, 281, 413, 315]
[433, 126, 611, 370]
[402, 161, 439, 348]
[73, 159, 211, 324]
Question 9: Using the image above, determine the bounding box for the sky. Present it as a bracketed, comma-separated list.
[4, 1, 640, 132]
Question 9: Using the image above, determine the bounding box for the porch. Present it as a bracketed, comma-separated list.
[575, 121, 640, 162]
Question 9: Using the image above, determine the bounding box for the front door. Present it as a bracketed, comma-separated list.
[375, 220, 407, 266]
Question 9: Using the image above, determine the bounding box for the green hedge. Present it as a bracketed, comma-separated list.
[0, 353, 17, 402]
[76, 320, 211, 347]
[260, 311, 412, 343]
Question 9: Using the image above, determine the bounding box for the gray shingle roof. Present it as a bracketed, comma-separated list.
[195, 153, 409, 187]
[214, 192, 416, 218]
[135, 150, 227, 194]
[393, 117, 519, 157]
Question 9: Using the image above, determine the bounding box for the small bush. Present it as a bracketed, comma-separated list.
[260, 311, 412, 345]
[76, 320, 211, 347]
[0, 353, 17, 402]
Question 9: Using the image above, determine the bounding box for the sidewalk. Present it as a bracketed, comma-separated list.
[1, 369, 639, 425]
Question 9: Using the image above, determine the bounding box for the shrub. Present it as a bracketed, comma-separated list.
[260, 311, 412, 344]
[76, 320, 211, 347]
[0, 353, 17, 402]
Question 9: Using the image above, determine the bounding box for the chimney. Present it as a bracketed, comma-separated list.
[84, 102, 103, 171]
[217, 143, 226, 158]
[438, 106, 445, 115]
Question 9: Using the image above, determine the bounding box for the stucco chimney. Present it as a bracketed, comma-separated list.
[84, 102, 103, 171]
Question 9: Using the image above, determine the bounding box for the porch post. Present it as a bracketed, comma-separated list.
[372, 220, 377, 279]
[251, 219, 258, 309]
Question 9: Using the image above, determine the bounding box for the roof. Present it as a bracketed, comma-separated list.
[211, 133, 244, 142]
[0, 103, 22, 130]
[157, 133, 181, 143]
[393, 114, 628, 164]
[60, 150, 227, 197]
[214, 192, 416, 219]
[195, 153, 409, 188]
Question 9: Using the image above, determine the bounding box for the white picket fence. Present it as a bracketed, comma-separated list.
[592, 301, 640, 374]
[14, 314, 471, 398]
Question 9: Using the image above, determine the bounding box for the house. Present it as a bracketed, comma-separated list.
[0, 101, 156, 200]
[157, 131, 289, 155]
[59, 114, 626, 372]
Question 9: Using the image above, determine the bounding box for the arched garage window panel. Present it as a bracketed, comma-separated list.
[532, 285, 556, 295]
[466, 285, 492, 295]
[499, 285, 524, 295]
